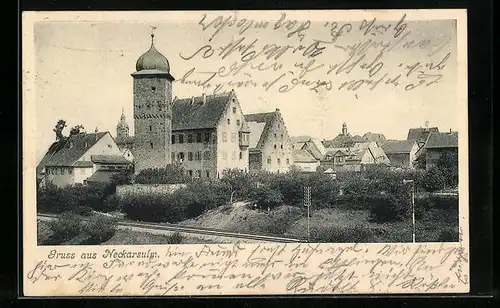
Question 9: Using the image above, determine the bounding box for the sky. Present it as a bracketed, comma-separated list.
[31, 11, 463, 163]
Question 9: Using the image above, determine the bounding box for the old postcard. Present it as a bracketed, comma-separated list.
[22, 9, 469, 296]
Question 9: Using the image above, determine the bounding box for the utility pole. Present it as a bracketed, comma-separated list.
[304, 186, 311, 242]
[403, 179, 415, 243]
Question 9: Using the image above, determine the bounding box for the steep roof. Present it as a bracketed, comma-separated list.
[91, 155, 130, 165]
[424, 132, 458, 149]
[323, 134, 363, 148]
[172, 93, 231, 131]
[407, 127, 439, 141]
[363, 132, 387, 144]
[381, 140, 418, 154]
[37, 132, 108, 176]
[369, 147, 391, 165]
[292, 149, 317, 163]
[244, 111, 277, 149]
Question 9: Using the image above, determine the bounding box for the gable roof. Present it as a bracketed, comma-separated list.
[369, 147, 391, 165]
[424, 132, 458, 149]
[91, 155, 130, 165]
[363, 132, 387, 143]
[36, 132, 108, 177]
[381, 140, 418, 154]
[292, 149, 317, 163]
[85, 170, 124, 184]
[323, 134, 363, 148]
[407, 127, 439, 141]
[244, 111, 277, 149]
[172, 93, 232, 131]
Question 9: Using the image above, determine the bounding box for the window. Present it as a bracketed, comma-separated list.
[267, 157, 271, 164]
[149, 125, 153, 132]
[227, 119, 231, 125]
[171, 135, 176, 144]
[171, 152, 176, 161]
[197, 170, 202, 178]
[239, 151, 243, 160]
[151, 86, 156, 91]
[204, 151, 211, 160]
[195, 152, 201, 160]
[188, 134, 193, 143]
[108, 144, 112, 149]
[274, 133, 277, 138]
[277, 158, 281, 165]
[178, 152, 185, 161]
[237, 119, 240, 126]
[206, 170, 210, 178]
[196, 132, 202, 142]
[188, 152, 193, 161]
[286, 158, 290, 165]
[281, 134, 283, 138]
[232, 107, 236, 114]
[280, 144, 283, 149]
[231, 133, 237, 142]
[188, 170, 193, 177]
[60, 168, 65, 175]
[274, 144, 277, 149]
[204, 132, 211, 143]
[222, 151, 228, 160]
[179, 134, 184, 143]
[222, 132, 228, 142]
[231, 151, 236, 160]
[68, 168, 73, 174]
[150, 142, 154, 149]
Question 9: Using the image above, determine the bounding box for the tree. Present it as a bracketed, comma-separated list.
[53, 119, 67, 141]
[135, 165, 189, 184]
[69, 124, 85, 135]
[437, 151, 458, 187]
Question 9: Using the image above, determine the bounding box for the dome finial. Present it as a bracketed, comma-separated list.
[150, 25, 157, 46]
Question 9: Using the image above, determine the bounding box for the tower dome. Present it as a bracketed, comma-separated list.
[135, 33, 170, 72]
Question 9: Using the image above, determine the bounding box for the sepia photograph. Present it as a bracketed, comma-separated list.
[33, 13, 461, 246]
[22, 10, 469, 296]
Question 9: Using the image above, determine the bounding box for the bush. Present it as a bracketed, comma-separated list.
[437, 151, 459, 188]
[48, 212, 82, 242]
[81, 215, 117, 244]
[310, 225, 375, 243]
[167, 232, 183, 244]
[423, 167, 446, 192]
[175, 180, 232, 218]
[248, 184, 284, 209]
[135, 165, 189, 184]
[120, 193, 186, 223]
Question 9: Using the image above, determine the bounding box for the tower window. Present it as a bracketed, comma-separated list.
[151, 86, 156, 91]
[232, 107, 237, 114]
[239, 151, 243, 160]
[178, 152, 185, 161]
[286, 158, 290, 165]
[149, 125, 153, 132]
[179, 134, 184, 144]
[196, 132, 202, 142]
[188, 134, 193, 143]
[171, 134, 176, 144]
[206, 170, 210, 178]
[274, 144, 277, 149]
[267, 157, 271, 164]
[196, 170, 202, 178]
[277, 158, 281, 165]
[188, 152, 193, 161]
[150, 142, 154, 149]
[281, 144, 283, 149]
[195, 152, 201, 160]
[274, 133, 277, 138]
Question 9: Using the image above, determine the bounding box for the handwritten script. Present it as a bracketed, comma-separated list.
[175, 13, 454, 97]
[25, 241, 469, 296]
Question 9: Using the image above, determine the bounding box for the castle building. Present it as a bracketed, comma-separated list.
[244, 109, 294, 173]
[116, 33, 250, 178]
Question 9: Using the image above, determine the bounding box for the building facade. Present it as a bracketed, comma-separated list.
[381, 140, 420, 169]
[245, 109, 294, 173]
[423, 131, 458, 169]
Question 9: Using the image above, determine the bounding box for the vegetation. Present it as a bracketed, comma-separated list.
[135, 165, 189, 184]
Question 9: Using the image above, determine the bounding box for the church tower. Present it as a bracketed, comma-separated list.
[131, 31, 175, 173]
[342, 122, 348, 136]
[116, 107, 129, 139]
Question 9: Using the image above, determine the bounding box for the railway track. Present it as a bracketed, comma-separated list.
[37, 213, 305, 243]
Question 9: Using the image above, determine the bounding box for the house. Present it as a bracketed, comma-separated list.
[114, 33, 250, 178]
[362, 132, 387, 145]
[381, 140, 420, 169]
[291, 135, 327, 160]
[292, 149, 320, 172]
[407, 126, 439, 148]
[37, 131, 132, 187]
[321, 143, 390, 171]
[323, 123, 364, 148]
[423, 131, 458, 169]
[244, 109, 293, 173]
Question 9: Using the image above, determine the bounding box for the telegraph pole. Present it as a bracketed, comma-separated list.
[403, 179, 415, 243]
[304, 186, 311, 242]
